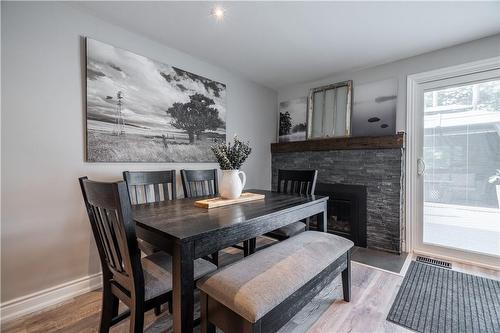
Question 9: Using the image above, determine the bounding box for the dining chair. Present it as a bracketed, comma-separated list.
[180, 169, 254, 261]
[181, 169, 226, 264]
[123, 170, 176, 255]
[180, 169, 218, 198]
[79, 177, 216, 333]
[250, 169, 318, 253]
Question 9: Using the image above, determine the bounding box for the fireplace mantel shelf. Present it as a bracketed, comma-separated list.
[271, 133, 405, 153]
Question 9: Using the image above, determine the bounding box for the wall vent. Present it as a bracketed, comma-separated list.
[416, 256, 452, 269]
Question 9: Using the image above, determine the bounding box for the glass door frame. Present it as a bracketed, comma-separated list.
[406, 57, 500, 270]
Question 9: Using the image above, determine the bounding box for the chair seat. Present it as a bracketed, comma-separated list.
[138, 239, 160, 255]
[266, 221, 306, 240]
[142, 251, 217, 300]
[197, 231, 353, 323]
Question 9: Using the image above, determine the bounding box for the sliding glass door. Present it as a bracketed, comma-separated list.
[412, 64, 500, 267]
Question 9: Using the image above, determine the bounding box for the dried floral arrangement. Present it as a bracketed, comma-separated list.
[211, 136, 252, 170]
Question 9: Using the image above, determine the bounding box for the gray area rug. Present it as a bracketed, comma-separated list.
[387, 261, 500, 333]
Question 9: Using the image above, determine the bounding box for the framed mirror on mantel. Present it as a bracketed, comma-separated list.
[307, 80, 353, 139]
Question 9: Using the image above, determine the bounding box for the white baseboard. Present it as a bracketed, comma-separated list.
[0, 273, 102, 324]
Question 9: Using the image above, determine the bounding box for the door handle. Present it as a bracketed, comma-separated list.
[417, 158, 426, 176]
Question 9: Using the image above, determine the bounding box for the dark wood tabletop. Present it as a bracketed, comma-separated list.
[132, 189, 328, 333]
[133, 189, 328, 241]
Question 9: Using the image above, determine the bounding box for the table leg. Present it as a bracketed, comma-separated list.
[249, 238, 256, 255]
[243, 240, 250, 257]
[317, 202, 327, 232]
[172, 241, 195, 333]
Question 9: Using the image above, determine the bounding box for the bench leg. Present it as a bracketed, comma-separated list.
[200, 291, 216, 333]
[211, 251, 219, 267]
[342, 251, 351, 302]
[154, 305, 161, 316]
[243, 320, 261, 333]
[249, 238, 256, 255]
[243, 240, 250, 257]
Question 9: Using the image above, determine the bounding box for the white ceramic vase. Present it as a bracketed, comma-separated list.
[220, 170, 246, 199]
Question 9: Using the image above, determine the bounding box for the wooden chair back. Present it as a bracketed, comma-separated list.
[181, 169, 219, 198]
[277, 169, 318, 195]
[123, 170, 176, 205]
[79, 177, 143, 293]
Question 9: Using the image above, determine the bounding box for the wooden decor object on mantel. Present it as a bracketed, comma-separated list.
[194, 192, 265, 209]
[271, 132, 405, 153]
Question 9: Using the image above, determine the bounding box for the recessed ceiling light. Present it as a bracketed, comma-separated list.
[211, 5, 225, 21]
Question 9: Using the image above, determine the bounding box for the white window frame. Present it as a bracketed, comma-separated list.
[406, 56, 500, 270]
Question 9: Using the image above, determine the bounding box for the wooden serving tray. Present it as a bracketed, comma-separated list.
[194, 192, 265, 209]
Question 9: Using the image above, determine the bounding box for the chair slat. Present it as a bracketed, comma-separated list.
[96, 206, 118, 270]
[132, 186, 137, 205]
[208, 180, 214, 195]
[107, 209, 126, 272]
[161, 183, 172, 201]
[123, 170, 176, 205]
[181, 169, 218, 199]
[277, 170, 318, 195]
[199, 181, 207, 196]
[92, 206, 114, 267]
[100, 207, 123, 272]
[153, 183, 160, 202]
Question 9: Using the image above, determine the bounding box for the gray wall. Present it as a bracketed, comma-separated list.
[1, 2, 277, 302]
[278, 34, 500, 133]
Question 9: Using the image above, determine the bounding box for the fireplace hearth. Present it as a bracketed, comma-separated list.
[314, 183, 367, 247]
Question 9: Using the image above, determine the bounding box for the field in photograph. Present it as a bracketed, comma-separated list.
[279, 131, 306, 142]
[87, 130, 222, 162]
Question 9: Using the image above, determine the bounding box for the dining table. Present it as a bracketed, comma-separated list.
[133, 189, 328, 333]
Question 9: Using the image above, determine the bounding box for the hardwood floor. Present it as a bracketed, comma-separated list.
[3, 246, 498, 333]
[1, 263, 408, 333]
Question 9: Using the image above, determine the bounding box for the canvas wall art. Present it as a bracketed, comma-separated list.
[351, 78, 398, 137]
[85, 38, 226, 162]
[278, 97, 307, 142]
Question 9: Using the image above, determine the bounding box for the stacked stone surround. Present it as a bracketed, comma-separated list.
[272, 148, 404, 254]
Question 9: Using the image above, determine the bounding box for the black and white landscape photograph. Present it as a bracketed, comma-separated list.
[86, 38, 226, 162]
[278, 97, 307, 142]
[352, 78, 397, 137]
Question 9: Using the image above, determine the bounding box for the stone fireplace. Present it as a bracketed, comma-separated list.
[314, 183, 367, 247]
[271, 134, 405, 254]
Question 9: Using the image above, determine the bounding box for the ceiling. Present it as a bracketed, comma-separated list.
[75, 1, 500, 90]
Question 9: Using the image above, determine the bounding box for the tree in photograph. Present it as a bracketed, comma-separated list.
[279, 112, 292, 136]
[166, 93, 223, 143]
[292, 122, 307, 133]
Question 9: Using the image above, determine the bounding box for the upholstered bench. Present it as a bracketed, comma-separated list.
[197, 231, 354, 333]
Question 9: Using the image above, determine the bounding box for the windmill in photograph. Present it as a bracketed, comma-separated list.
[113, 91, 125, 136]
[85, 38, 226, 162]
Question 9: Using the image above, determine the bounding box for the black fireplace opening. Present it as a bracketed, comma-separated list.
[314, 183, 367, 247]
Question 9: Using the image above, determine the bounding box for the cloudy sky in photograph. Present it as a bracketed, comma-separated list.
[86, 38, 226, 133]
[279, 97, 307, 126]
[352, 78, 397, 136]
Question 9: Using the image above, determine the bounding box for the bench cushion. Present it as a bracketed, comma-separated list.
[196, 231, 353, 322]
[265, 221, 306, 239]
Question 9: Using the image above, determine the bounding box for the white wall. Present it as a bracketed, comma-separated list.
[1, 2, 277, 303]
[278, 34, 500, 133]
